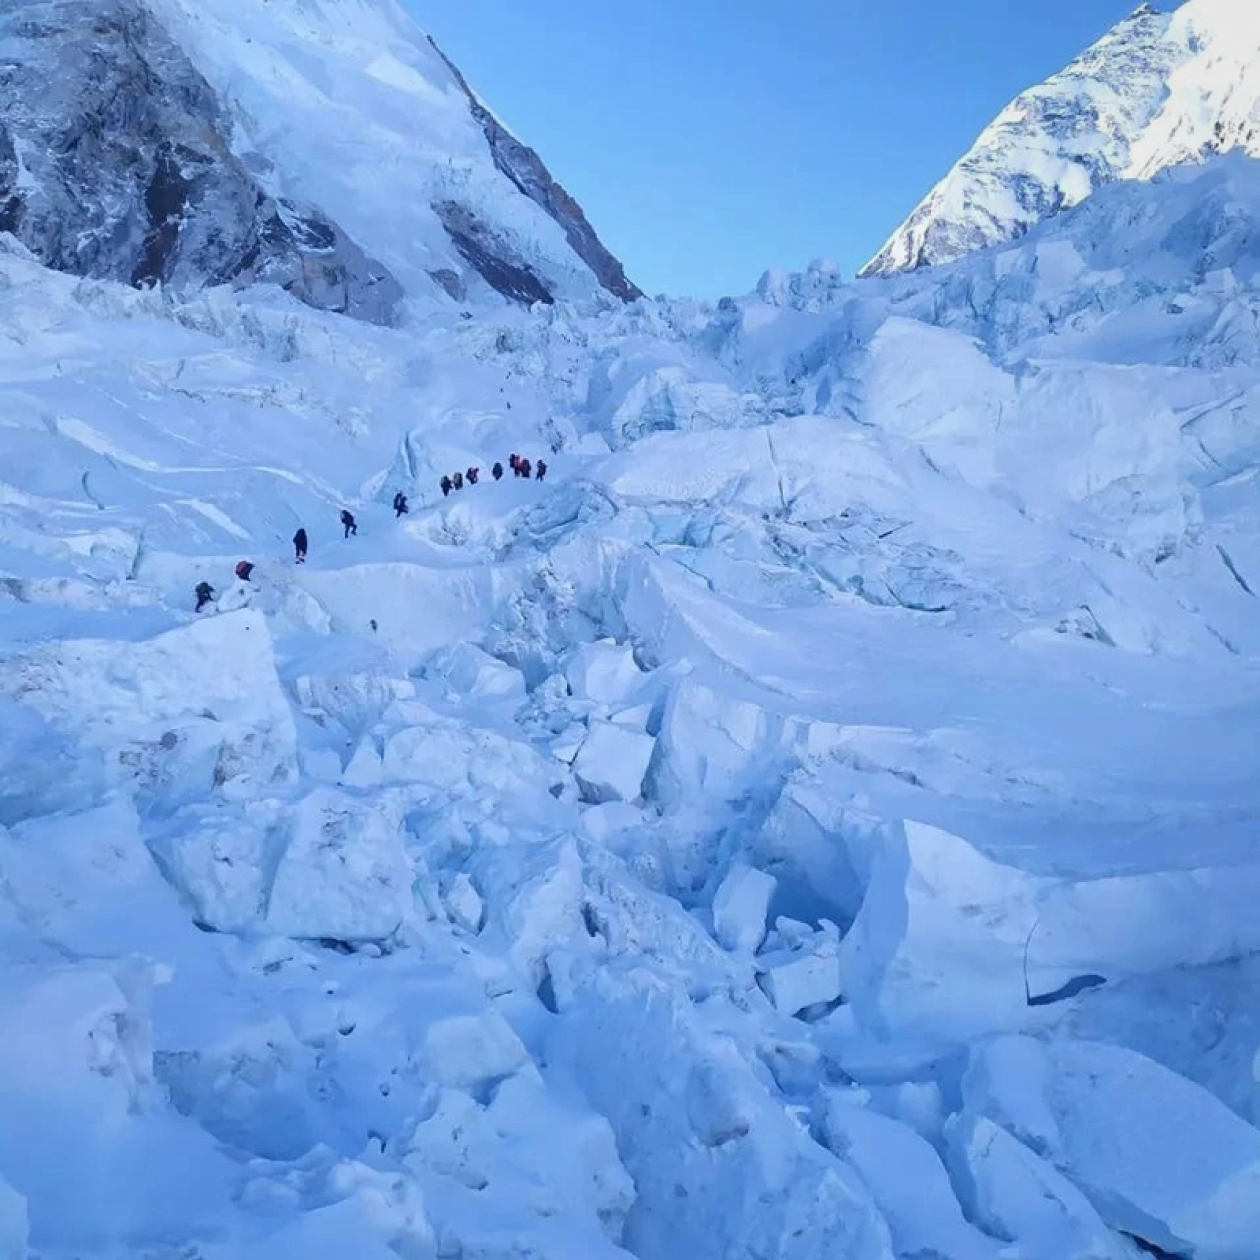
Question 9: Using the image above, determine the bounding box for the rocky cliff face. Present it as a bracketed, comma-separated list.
[136, 0, 640, 312]
[862, 0, 1260, 278]
[429, 37, 642, 303]
[0, 0, 641, 319]
[0, 0, 403, 323]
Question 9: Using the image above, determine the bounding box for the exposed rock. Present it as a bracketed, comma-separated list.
[428, 267, 466, 301]
[433, 199, 554, 307]
[429, 35, 642, 302]
[861, 3, 1201, 276]
[0, 0, 402, 323]
[0, 125, 19, 235]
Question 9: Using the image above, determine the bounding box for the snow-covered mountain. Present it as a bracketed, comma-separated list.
[863, 0, 1260, 277]
[0, 0, 639, 317]
[3, 4, 1260, 1259]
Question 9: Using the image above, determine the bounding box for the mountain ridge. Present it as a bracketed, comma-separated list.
[861, 0, 1260, 277]
[0, 0, 639, 317]
[426, 34, 643, 303]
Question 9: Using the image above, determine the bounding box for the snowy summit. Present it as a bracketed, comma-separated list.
[1, 1, 1259, 1259]
[863, 0, 1260, 276]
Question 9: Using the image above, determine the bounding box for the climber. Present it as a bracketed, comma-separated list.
[535, 459, 547, 482]
[519, 457, 532, 479]
[195, 581, 215, 612]
[393, 491, 409, 518]
[467, 466, 480, 486]
[440, 475, 452, 498]
[293, 527, 308, 564]
[235, 560, 255, 581]
[452, 471, 464, 490]
[492, 461, 504, 481]
[340, 509, 357, 538]
[509, 453, 519, 475]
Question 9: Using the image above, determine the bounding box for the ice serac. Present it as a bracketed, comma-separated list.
[862, 0, 1260, 276]
[0, 0, 403, 323]
[963, 1036, 1260, 1259]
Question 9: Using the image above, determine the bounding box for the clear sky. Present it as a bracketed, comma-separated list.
[408, 0, 1143, 298]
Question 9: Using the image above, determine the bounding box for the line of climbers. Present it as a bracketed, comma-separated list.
[441, 454, 546, 498]
[194, 451, 549, 611]
[194, 506, 358, 611]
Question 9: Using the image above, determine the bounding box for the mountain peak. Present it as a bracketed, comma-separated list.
[861, 0, 1260, 278]
[0, 0, 638, 318]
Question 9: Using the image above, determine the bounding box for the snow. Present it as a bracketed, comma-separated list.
[757, 930, 843, 1016]
[823, 1091, 999, 1260]
[946, 1112, 1140, 1260]
[711, 862, 776, 954]
[443, 871, 484, 934]
[572, 720, 655, 803]
[841, 818, 1260, 1042]
[265, 789, 415, 941]
[141, 0, 617, 305]
[2, 10, 1260, 1256]
[419, 1012, 531, 1092]
[563, 638, 643, 705]
[0, 608, 298, 807]
[964, 1036, 1260, 1259]
[865, 0, 1260, 275]
[0, 966, 235, 1251]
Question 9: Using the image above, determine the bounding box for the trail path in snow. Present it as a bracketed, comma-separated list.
[2, 162, 1260, 1258]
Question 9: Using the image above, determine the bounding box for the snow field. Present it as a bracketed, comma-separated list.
[2, 150, 1260, 1258]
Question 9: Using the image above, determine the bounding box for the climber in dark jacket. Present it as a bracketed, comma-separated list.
[340, 509, 357, 538]
[393, 492, 409, 517]
[440, 475, 452, 498]
[195, 581, 215, 612]
[466, 466, 480, 486]
[535, 460, 547, 482]
[519, 458, 532, 480]
[293, 528, 308, 563]
[509, 454, 520, 475]
[452, 471, 464, 490]
[492, 461, 504, 481]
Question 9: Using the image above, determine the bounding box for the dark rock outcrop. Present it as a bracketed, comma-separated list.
[429, 36, 642, 303]
[0, 0, 403, 323]
[432, 200, 554, 307]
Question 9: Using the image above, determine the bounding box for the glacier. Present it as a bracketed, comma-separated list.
[2, 1, 1260, 1258]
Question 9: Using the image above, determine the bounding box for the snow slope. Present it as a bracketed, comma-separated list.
[0, 0, 637, 318]
[141, 0, 639, 307]
[864, 0, 1260, 276]
[2, 55, 1260, 1260]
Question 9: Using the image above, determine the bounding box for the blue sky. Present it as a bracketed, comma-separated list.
[410, 0, 1143, 298]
